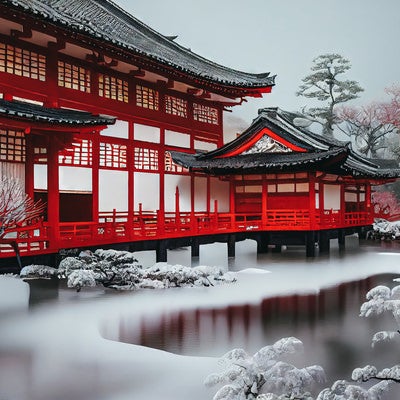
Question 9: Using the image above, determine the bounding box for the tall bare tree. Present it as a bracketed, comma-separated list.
[0, 176, 45, 237]
[297, 53, 364, 137]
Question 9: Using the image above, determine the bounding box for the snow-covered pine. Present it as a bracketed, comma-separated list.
[205, 337, 325, 400]
[369, 219, 400, 241]
[19, 249, 236, 291]
[316, 379, 390, 400]
[20, 264, 58, 279]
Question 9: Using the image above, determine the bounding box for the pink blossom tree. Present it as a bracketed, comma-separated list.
[337, 86, 400, 158]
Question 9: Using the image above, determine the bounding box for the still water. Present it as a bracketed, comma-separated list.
[1, 236, 400, 400]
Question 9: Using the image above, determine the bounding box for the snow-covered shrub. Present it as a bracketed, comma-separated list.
[67, 269, 96, 291]
[316, 279, 400, 399]
[20, 264, 57, 279]
[54, 249, 236, 292]
[205, 337, 325, 400]
[316, 379, 390, 400]
[368, 219, 400, 240]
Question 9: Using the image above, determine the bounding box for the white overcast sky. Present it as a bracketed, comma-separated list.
[115, 0, 400, 130]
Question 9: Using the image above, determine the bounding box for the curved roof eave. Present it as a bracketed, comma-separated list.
[4, 0, 276, 91]
[0, 99, 116, 126]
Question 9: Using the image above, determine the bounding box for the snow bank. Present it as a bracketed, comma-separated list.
[2, 244, 400, 400]
[0, 274, 29, 313]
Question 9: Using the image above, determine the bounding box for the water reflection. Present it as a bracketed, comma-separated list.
[114, 274, 399, 388]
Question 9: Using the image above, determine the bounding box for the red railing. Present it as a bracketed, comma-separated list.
[0, 208, 374, 258]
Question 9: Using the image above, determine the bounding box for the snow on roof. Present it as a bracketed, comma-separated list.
[0, 99, 116, 126]
[3, 0, 275, 93]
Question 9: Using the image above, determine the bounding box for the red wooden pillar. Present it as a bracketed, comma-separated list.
[229, 178, 235, 228]
[308, 172, 316, 229]
[262, 176, 268, 228]
[366, 182, 372, 223]
[319, 180, 325, 227]
[47, 136, 60, 247]
[340, 182, 345, 225]
[175, 186, 181, 231]
[127, 122, 134, 238]
[91, 131, 99, 223]
[24, 131, 34, 199]
[206, 177, 211, 214]
[158, 127, 165, 234]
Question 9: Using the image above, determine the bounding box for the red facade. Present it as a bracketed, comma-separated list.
[0, 1, 397, 260]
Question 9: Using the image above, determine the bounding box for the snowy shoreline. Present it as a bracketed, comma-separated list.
[1, 245, 400, 400]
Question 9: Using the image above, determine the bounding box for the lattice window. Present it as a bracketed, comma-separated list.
[136, 85, 159, 110]
[99, 74, 129, 102]
[193, 103, 219, 125]
[134, 147, 159, 171]
[165, 95, 187, 118]
[0, 129, 25, 162]
[0, 43, 46, 81]
[164, 151, 186, 173]
[59, 139, 92, 166]
[58, 61, 91, 92]
[34, 147, 47, 164]
[99, 142, 127, 169]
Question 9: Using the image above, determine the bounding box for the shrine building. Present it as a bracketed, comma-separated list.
[0, 0, 398, 265]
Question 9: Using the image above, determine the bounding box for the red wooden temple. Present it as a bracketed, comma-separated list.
[0, 0, 399, 265]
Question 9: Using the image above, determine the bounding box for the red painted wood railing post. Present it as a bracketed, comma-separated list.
[175, 186, 181, 231]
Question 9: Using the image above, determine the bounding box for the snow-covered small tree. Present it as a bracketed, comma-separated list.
[317, 282, 400, 399]
[204, 337, 325, 400]
[296, 54, 363, 137]
[0, 176, 45, 237]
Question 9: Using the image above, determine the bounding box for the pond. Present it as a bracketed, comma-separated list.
[1, 236, 400, 400]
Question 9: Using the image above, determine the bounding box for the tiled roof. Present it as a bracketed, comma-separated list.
[0, 99, 115, 126]
[171, 107, 400, 179]
[170, 148, 350, 175]
[3, 0, 275, 91]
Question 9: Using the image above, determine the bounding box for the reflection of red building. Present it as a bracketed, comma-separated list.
[0, 1, 398, 263]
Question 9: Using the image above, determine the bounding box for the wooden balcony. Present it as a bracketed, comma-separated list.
[0, 209, 374, 259]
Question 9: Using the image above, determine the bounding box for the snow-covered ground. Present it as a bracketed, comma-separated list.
[1, 239, 400, 400]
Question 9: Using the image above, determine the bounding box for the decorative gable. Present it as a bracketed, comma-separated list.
[242, 134, 292, 154]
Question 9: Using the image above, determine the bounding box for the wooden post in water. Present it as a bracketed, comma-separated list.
[306, 231, 316, 257]
[227, 234, 235, 258]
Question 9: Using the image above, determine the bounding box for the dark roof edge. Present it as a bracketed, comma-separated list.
[2, 0, 276, 91]
[0, 99, 116, 126]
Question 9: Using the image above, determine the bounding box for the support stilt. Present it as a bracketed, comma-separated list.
[156, 241, 167, 262]
[272, 244, 282, 253]
[306, 231, 316, 257]
[319, 231, 330, 253]
[191, 237, 199, 258]
[257, 233, 269, 254]
[227, 234, 235, 258]
[338, 229, 345, 250]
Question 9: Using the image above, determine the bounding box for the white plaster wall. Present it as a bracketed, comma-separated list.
[210, 177, 229, 212]
[164, 174, 191, 212]
[59, 166, 92, 191]
[100, 119, 129, 139]
[34, 164, 47, 190]
[99, 170, 128, 211]
[134, 172, 159, 211]
[165, 130, 190, 148]
[324, 184, 341, 210]
[134, 124, 160, 143]
[194, 140, 217, 151]
[194, 176, 207, 211]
